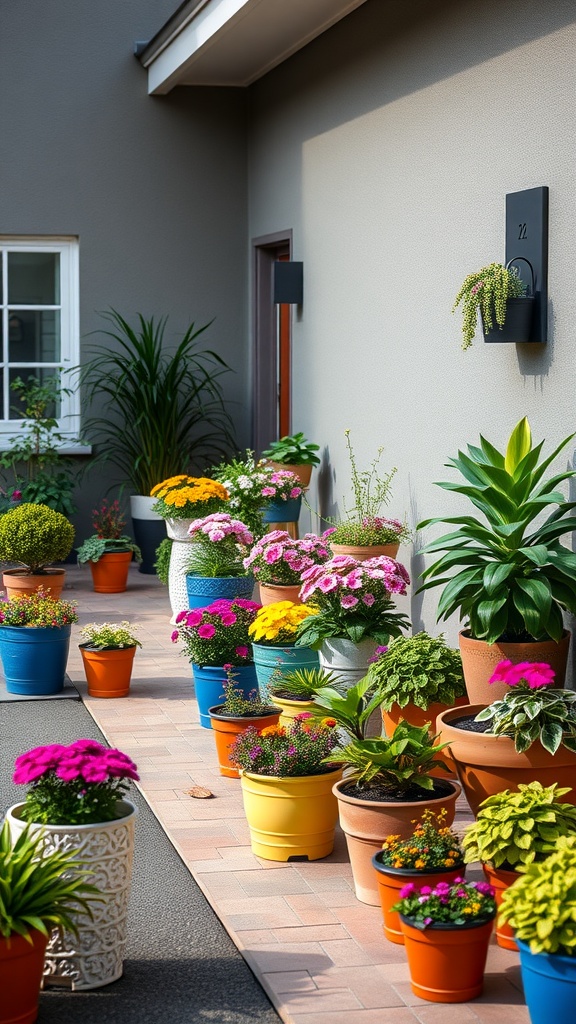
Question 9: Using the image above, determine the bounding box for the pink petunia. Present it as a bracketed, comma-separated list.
[220, 613, 237, 626]
[318, 574, 339, 593]
[289, 487, 302, 498]
[235, 646, 249, 658]
[262, 486, 276, 497]
[184, 609, 203, 627]
[197, 623, 216, 639]
[171, 629, 179, 642]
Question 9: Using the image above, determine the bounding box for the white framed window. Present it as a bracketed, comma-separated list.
[0, 236, 82, 448]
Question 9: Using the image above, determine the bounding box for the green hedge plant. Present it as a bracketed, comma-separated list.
[0, 502, 74, 573]
[500, 836, 576, 954]
[367, 632, 466, 711]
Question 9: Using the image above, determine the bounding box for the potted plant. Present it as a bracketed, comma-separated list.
[267, 666, 343, 725]
[261, 431, 321, 488]
[452, 260, 531, 349]
[500, 836, 576, 1024]
[154, 536, 172, 586]
[372, 808, 465, 944]
[437, 660, 576, 815]
[79, 621, 142, 698]
[171, 597, 262, 728]
[208, 665, 281, 778]
[0, 820, 99, 1024]
[76, 499, 141, 593]
[393, 877, 496, 1002]
[248, 601, 320, 689]
[418, 418, 576, 702]
[0, 502, 75, 598]
[229, 713, 341, 861]
[462, 781, 576, 950]
[260, 469, 303, 525]
[296, 553, 410, 687]
[81, 311, 236, 573]
[185, 512, 255, 607]
[0, 485, 22, 515]
[7, 738, 139, 990]
[0, 589, 78, 695]
[213, 450, 274, 540]
[242, 529, 331, 605]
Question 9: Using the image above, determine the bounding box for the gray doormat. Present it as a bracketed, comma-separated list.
[0, 699, 280, 1024]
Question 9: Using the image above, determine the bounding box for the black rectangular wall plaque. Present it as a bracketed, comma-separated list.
[273, 261, 303, 304]
[505, 186, 548, 344]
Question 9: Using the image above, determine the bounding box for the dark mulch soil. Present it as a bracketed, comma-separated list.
[449, 714, 496, 734]
[339, 778, 456, 803]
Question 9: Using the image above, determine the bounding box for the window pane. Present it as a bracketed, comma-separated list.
[8, 252, 60, 305]
[8, 310, 60, 362]
[8, 369, 61, 421]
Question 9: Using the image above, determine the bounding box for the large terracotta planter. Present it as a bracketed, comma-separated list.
[333, 777, 461, 905]
[436, 703, 576, 816]
[2, 567, 65, 600]
[483, 863, 519, 950]
[208, 704, 281, 778]
[240, 768, 342, 861]
[329, 542, 399, 562]
[459, 629, 570, 704]
[258, 582, 302, 606]
[79, 644, 137, 698]
[399, 915, 494, 1002]
[372, 856, 464, 944]
[88, 551, 133, 593]
[0, 929, 49, 1024]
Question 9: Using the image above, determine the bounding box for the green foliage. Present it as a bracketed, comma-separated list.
[417, 417, 576, 642]
[463, 782, 576, 870]
[267, 666, 343, 701]
[334, 429, 397, 527]
[81, 310, 236, 495]
[326, 720, 450, 794]
[154, 538, 172, 586]
[79, 621, 141, 650]
[309, 673, 385, 740]
[367, 632, 466, 712]
[0, 820, 100, 942]
[500, 836, 576, 954]
[452, 262, 526, 350]
[0, 502, 74, 572]
[475, 686, 576, 755]
[214, 668, 277, 717]
[76, 535, 141, 564]
[212, 450, 271, 539]
[329, 518, 410, 546]
[261, 432, 321, 466]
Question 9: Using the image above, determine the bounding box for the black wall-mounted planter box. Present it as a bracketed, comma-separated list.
[482, 297, 535, 344]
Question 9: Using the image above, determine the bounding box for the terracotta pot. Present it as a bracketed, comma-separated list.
[267, 462, 313, 488]
[88, 551, 133, 593]
[382, 696, 469, 776]
[372, 856, 464, 944]
[333, 777, 461, 905]
[329, 542, 399, 562]
[459, 629, 571, 705]
[79, 644, 137, 698]
[258, 582, 302, 606]
[0, 929, 49, 1024]
[482, 863, 519, 950]
[266, 695, 315, 728]
[399, 915, 494, 1002]
[208, 704, 281, 778]
[436, 704, 576, 816]
[240, 768, 342, 861]
[2, 567, 65, 600]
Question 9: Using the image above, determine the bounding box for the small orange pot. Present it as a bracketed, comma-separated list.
[208, 705, 281, 778]
[0, 929, 49, 1024]
[2, 567, 65, 600]
[482, 863, 519, 950]
[258, 583, 302, 606]
[372, 856, 464, 944]
[400, 915, 494, 1002]
[80, 644, 137, 698]
[88, 551, 133, 593]
[329, 542, 399, 562]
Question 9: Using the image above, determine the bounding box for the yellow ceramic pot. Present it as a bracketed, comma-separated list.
[240, 768, 342, 861]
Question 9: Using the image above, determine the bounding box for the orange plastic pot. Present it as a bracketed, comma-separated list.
[2, 568, 65, 600]
[0, 929, 48, 1024]
[79, 644, 137, 698]
[208, 705, 281, 778]
[372, 855, 465, 944]
[483, 863, 519, 950]
[88, 551, 133, 593]
[399, 915, 494, 1002]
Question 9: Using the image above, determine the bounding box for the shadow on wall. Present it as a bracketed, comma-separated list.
[316, 445, 339, 532]
[516, 297, 555, 384]
[408, 476, 426, 635]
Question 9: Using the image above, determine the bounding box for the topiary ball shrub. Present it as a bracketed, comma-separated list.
[0, 502, 75, 573]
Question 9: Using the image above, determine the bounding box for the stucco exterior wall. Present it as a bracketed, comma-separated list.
[248, 0, 576, 647]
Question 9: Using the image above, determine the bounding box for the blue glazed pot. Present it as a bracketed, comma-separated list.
[262, 496, 302, 523]
[185, 574, 255, 610]
[191, 663, 259, 729]
[251, 643, 319, 693]
[0, 624, 72, 695]
[517, 939, 576, 1024]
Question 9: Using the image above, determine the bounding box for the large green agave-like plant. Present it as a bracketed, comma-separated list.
[417, 418, 576, 643]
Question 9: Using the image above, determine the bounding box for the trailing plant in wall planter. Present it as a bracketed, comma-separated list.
[452, 260, 532, 349]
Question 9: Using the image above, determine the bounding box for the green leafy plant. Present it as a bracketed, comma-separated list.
[229, 714, 339, 777]
[79, 621, 141, 650]
[380, 808, 463, 870]
[212, 451, 272, 539]
[326, 430, 404, 545]
[326, 721, 450, 795]
[154, 537, 172, 585]
[186, 513, 253, 578]
[0, 502, 74, 573]
[308, 673, 386, 740]
[0, 589, 77, 628]
[417, 417, 576, 642]
[462, 782, 576, 870]
[367, 632, 466, 712]
[76, 535, 141, 564]
[452, 262, 526, 350]
[0, 820, 99, 944]
[213, 665, 278, 717]
[475, 660, 576, 755]
[267, 666, 343, 701]
[500, 836, 576, 954]
[261, 432, 321, 466]
[81, 310, 236, 495]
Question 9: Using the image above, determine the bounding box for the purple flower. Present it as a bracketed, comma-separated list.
[398, 882, 415, 899]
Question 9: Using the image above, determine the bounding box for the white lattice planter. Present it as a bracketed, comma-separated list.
[7, 799, 137, 990]
[166, 517, 194, 619]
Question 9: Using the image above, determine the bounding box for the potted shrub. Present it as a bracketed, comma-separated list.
[229, 713, 342, 861]
[248, 601, 320, 690]
[171, 597, 262, 728]
[213, 450, 274, 540]
[76, 499, 141, 593]
[372, 808, 465, 944]
[462, 781, 576, 950]
[243, 529, 331, 605]
[261, 431, 321, 488]
[185, 512, 255, 607]
[437, 660, 576, 815]
[0, 502, 74, 599]
[79, 621, 142, 698]
[500, 836, 576, 1024]
[0, 820, 99, 1024]
[267, 666, 343, 725]
[208, 665, 281, 778]
[393, 877, 497, 1002]
[418, 418, 576, 702]
[260, 469, 303, 525]
[452, 260, 532, 349]
[0, 589, 77, 695]
[7, 739, 139, 990]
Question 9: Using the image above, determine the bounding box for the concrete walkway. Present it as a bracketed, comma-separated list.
[65, 564, 529, 1024]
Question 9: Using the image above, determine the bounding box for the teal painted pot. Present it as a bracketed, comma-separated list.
[517, 939, 576, 1024]
[0, 624, 72, 695]
[185, 574, 254, 609]
[262, 497, 302, 523]
[251, 642, 319, 693]
[191, 663, 258, 729]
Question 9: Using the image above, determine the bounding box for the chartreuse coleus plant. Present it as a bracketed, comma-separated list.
[463, 781, 576, 870]
[475, 660, 576, 754]
[324, 721, 450, 796]
[418, 417, 576, 643]
[500, 836, 576, 954]
[367, 632, 465, 712]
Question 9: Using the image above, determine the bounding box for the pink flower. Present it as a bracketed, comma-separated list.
[207, 528, 226, 542]
[399, 882, 415, 899]
[223, 663, 233, 671]
[220, 612, 237, 626]
[197, 623, 216, 639]
[185, 609, 203, 627]
[264, 545, 283, 564]
[318, 574, 339, 593]
[362, 593, 375, 606]
[235, 646, 249, 658]
[489, 660, 555, 690]
[175, 610, 188, 624]
[262, 486, 276, 497]
[340, 595, 359, 609]
[289, 487, 302, 498]
[171, 629, 179, 642]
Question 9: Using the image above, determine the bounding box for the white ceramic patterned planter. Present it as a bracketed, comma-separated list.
[166, 518, 194, 619]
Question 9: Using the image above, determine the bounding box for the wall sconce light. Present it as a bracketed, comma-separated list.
[273, 261, 303, 305]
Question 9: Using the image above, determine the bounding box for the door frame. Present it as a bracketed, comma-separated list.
[252, 230, 292, 454]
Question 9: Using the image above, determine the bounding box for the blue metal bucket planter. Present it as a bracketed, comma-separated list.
[262, 497, 302, 523]
[251, 643, 319, 693]
[185, 574, 255, 610]
[517, 939, 576, 1024]
[0, 624, 72, 695]
[191, 663, 259, 729]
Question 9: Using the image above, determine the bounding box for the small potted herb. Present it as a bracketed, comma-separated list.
[452, 261, 531, 349]
[0, 589, 78, 696]
[79, 621, 142, 699]
[76, 499, 141, 593]
[185, 512, 255, 607]
[261, 431, 321, 488]
[208, 664, 281, 777]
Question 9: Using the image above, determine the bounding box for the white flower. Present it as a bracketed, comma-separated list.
[237, 476, 252, 490]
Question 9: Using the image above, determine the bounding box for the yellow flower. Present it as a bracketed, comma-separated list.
[414, 859, 425, 869]
[444, 858, 455, 867]
[321, 717, 337, 728]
